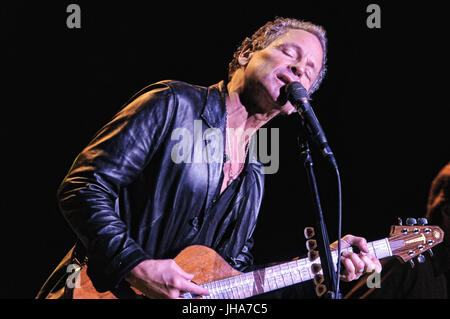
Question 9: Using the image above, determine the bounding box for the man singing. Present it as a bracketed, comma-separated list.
[39, 17, 381, 299]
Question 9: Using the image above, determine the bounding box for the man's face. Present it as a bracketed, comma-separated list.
[240, 29, 324, 114]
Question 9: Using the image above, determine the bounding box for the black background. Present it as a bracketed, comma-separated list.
[2, 1, 449, 299]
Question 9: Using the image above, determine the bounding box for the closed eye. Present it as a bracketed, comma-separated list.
[280, 46, 297, 59]
[305, 70, 312, 81]
[282, 49, 293, 57]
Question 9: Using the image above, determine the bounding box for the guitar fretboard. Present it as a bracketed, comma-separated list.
[192, 238, 392, 299]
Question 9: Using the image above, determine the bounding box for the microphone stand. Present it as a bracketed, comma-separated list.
[297, 118, 341, 299]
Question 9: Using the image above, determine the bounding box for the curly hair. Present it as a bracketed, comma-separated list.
[228, 17, 328, 95]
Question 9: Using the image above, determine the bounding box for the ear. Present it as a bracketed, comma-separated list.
[238, 48, 254, 67]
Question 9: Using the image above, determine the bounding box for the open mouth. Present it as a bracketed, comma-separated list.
[276, 74, 291, 86]
[275, 75, 291, 105]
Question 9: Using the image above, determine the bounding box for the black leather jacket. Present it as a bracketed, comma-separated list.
[57, 80, 265, 293]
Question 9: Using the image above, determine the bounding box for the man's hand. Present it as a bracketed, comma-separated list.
[125, 259, 210, 299]
[331, 234, 382, 282]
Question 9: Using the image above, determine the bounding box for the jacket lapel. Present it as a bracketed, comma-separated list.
[200, 81, 227, 208]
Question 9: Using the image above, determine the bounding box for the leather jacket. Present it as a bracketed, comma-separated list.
[57, 80, 265, 293]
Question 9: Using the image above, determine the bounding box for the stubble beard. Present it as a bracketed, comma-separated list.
[239, 78, 286, 117]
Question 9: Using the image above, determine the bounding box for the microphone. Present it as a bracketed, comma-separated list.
[285, 82, 336, 167]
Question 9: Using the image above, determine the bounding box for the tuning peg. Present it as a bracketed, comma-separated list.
[306, 239, 317, 251]
[308, 250, 319, 261]
[313, 274, 324, 285]
[427, 249, 434, 257]
[311, 263, 322, 274]
[409, 259, 415, 268]
[397, 217, 403, 226]
[406, 218, 417, 226]
[304, 227, 315, 239]
[315, 284, 327, 297]
[416, 254, 425, 263]
[417, 218, 428, 226]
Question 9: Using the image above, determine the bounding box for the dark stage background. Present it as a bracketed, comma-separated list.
[2, 1, 449, 299]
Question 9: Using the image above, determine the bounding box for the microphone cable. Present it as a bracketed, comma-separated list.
[332, 160, 342, 299]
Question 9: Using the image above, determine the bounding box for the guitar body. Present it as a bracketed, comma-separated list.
[173, 245, 242, 285]
[73, 245, 241, 299]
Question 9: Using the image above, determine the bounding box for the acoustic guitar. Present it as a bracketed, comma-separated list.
[69, 222, 443, 299]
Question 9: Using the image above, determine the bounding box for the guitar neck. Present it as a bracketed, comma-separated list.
[199, 238, 392, 299]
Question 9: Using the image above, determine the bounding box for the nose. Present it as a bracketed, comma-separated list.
[290, 62, 305, 79]
[289, 60, 311, 90]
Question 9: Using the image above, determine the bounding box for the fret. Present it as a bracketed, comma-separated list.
[230, 287, 236, 299]
[299, 257, 307, 266]
[241, 288, 248, 299]
[220, 281, 227, 298]
[238, 280, 246, 297]
[209, 282, 217, 299]
[232, 287, 238, 299]
[267, 276, 276, 291]
[300, 266, 310, 281]
[229, 286, 236, 299]
[230, 279, 237, 298]
[262, 276, 270, 292]
[287, 269, 295, 284]
[269, 265, 280, 290]
[237, 285, 244, 299]
[236, 286, 242, 299]
[219, 281, 225, 294]
[242, 283, 251, 298]
[273, 274, 280, 290]
[221, 281, 229, 299]
[270, 264, 280, 275]
[289, 263, 300, 283]
[217, 282, 223, 297]
[274, 273, 282, 289]
[280, 263, 289, 272]
[307, 261, 315, 279]
[279, 264, 287, 286]
[261, 271, 269, 292]
[280, 273, 287, 287]
[285, 272, 294, 286]
[210, 281, 218, 295]
[231, 286, 238, 299]
[288, 262, 297, 273]
[228, 287, 235, 299]
[291, 269, 301, 283]
[368, 242, 375, 256]
[373, 241, 381, 258]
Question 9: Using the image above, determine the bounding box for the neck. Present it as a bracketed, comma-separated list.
[194, 237, 393, 299]
[226, 74, 280, 132]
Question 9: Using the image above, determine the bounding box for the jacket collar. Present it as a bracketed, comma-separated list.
[201, 81, 227, 130]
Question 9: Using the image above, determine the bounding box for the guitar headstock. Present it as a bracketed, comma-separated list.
[388, 217, 444, 265]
